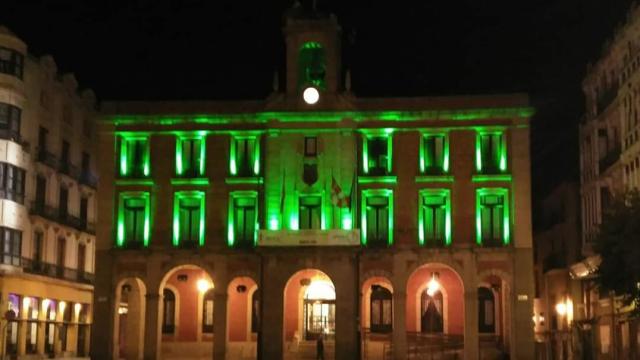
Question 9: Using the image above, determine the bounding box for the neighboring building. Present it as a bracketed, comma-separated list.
[577, 2, 640, 359]
[91, 7, 535, 360]
[532, 182, 584, 360]
[0, 27, 98, 358]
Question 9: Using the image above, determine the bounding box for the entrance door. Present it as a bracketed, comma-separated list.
[304, 300, 335, 340]
[478, 287, 496, 333]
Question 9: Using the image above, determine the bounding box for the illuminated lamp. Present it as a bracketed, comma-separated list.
[555, 302, 567, 316]
[303, 87, 320, 105]
[426, 272, 440, 297]
[197, 279, 213, 293]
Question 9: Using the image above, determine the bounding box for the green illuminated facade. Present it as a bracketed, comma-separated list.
[95, 8, 535, 360]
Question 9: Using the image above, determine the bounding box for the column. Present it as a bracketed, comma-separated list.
[464, 288, 479, 360]
[213, 292, 228, 360]
[17, 309, 27, 356]
[392, 290, 407, 360]
[143, 293, 161, 360]
[260, 273, 283, 359]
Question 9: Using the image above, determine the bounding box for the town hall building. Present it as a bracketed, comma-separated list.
[91, 7, 535, 360]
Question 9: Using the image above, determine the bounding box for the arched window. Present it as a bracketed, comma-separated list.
[478, 287, 495, 333]
[420, 290, 443, 333]
[251, 290, 259, 333]
[202, 289, 215, 333]
[162, 289, 176, 334]
[370, 285, 392, 333]
[298, 42, 326, 90]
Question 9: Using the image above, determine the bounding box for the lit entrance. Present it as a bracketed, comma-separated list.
[303, 280, 335, 340]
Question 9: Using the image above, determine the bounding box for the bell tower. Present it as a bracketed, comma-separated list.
[283, 2, 342, 104]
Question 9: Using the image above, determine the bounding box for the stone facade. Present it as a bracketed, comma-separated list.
[91, 10, 535, 360]
[0, 26, 98, 359]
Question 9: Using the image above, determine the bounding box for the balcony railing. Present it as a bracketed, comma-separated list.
[37, 149, 58, 169]
[30, 202, 96, 234]
[59, 161, 80, 179]
[599, 146, 621, 173]
[0, 255, 94, 284]
[0, 129, 21, 143]
[21, 257, 94, 284]
[79, 170, 98, 188]
[596, 84, 618, 115]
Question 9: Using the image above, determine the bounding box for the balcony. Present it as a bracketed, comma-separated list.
[37, 149, 58, 169]
[79, 170, 98, 189]
[596, 84, 618, 115]
[258, 229, 360, 246]
[0, 129, 21, 143]
[598, 146, 621, 173]
[59, 161, 81, 179]
[30, 202, 96, 235]
[21, 258, 94, 285]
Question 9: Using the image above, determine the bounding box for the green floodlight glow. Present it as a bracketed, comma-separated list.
[476, 188, 510, 246]
[420, 132, 450, 175]
[361, 131, 394, 175]
[118, 134, 151, 178]
[418, 189, 452, 246]
[362, 137, 369, 174]
[176, 133, 206, 177]
[269, 217, 279, 230]
[110, 107, 535, 126]
[361, 189, 394, 246]
[475, 134, 482, 172]
[227, 191, 258, 247]
[116, 192, 150, 248]
[229, 134, 260, 177]
[499, 134, 507, 172]
[173, 191, 206, 247]
[342, 214, 353, 230]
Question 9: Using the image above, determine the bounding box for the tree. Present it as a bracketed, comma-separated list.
[594, 191, 640, 316]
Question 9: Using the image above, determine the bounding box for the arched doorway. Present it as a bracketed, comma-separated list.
[370, 285, 392, 334]
[159, 265, 214, 359]
[420, 288, 444, 333]
[407, 265, 463, 335]
[113, 277, 146, 360]
[303, 279, 335, 340]
[478, 287, 496, 333]
[283, 269, 336, 360]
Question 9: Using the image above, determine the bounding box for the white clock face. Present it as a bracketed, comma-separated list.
[303, 87, 320, 105]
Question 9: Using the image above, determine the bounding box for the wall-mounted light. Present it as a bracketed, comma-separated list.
[426, 272, 440, 297]
[197, 279, 213, 293]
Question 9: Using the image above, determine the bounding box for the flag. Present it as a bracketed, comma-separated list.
[331, 176, 350, 208]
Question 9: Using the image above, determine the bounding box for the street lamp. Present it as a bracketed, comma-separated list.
[197, 279, 213, 293]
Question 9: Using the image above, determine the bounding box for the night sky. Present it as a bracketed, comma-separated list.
[1, 0, 635, 215]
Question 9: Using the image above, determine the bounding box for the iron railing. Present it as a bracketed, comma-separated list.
[37, 149, 58, 168]
[30, 202, 96, 234]
[0, 255, 94, 284]
[79, 170, 98, 188]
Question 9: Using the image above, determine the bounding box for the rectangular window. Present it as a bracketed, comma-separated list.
[173, 191, 205, 247]
[117, 193, 150, 248]
[421, 134, 448, 174]
[363, 135, 392, 175]
[419, 190, 451, 246]
[33, 232, 43, 263]
[361, 190, 393, 246]
[118, 135, 150, 178]
[0, 163, 25, 204]
[299, 195, 322, 230]
[0, 46, 24, 79]
[0, 227, 21, 266]
[59, 187, 68, 220]
[230, 135, 260, 177]
[304, 136, 317, 157]
[0, 102, 21, 140]
[476, 189, 510, 246]
[176, 136, 205, 177]
[476, 132, 507, 173]
[228, 192, 258, 247]
[77, 243, 86, 272]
